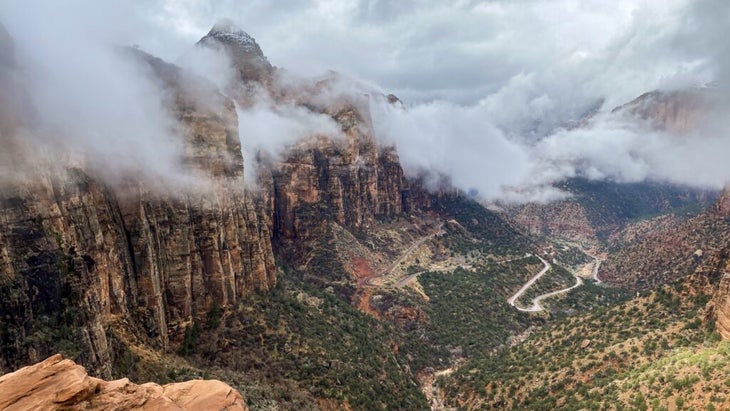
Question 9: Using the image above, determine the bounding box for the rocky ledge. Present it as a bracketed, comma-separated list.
[0, 354, 248, 411]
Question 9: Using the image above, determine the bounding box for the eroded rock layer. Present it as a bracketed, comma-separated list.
[0, 354, 248, 411]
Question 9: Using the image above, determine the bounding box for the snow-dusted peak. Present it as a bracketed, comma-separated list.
[197, 20, 273, 81]
[206, 19, 258, 52]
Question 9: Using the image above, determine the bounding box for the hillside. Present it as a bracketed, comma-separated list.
[444, 272, 722, 410]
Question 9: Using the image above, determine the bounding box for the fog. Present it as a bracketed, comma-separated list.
[0, 1, 190, 187]
[237, 101, 344, 184]
[0, 0, 729, 201]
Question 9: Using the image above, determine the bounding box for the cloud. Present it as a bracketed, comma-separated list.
[1, 0, 729, 202]
[371, 99, 533, 199]
[237, 100, 344, 184]
[0, 0, 193, 187]
[533, 108, 730, 190]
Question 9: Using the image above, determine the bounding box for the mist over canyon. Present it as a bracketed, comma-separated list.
[1, 0, 729, 202]
[2, 2, 730, 410]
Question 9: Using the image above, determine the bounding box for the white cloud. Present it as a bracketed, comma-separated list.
[371, 99, 532, 199]
[1, 0, 729, 201]
[0, 0, 191, 186]
[237, 102, 344, 183]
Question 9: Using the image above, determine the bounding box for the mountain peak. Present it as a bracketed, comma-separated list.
[198, 19, 272, 82]
[210, 18, 240, 33]
[207, 19, 259, 51]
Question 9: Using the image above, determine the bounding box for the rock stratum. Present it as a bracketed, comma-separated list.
[0, 354, 248, 411]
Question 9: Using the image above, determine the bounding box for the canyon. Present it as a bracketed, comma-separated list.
[1, 18, 729, 411]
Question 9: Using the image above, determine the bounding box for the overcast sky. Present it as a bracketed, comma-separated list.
[141, 0, 715, 105]
[1, 0, 728, 200]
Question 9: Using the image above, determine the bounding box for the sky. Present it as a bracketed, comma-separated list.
[0, 0, 728, 201]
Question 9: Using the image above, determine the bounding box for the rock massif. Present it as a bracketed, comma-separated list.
[612, 88, 714, 135]
[0, 31, 275, 377]
[262, 100, 410, 243]
[197, 18, 273, 85]
[0, 18, 419, 389]
[0, 354, 248, 411]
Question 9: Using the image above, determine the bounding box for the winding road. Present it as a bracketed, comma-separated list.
[507, 252, 603, 312]
[506, 256, 552, 312]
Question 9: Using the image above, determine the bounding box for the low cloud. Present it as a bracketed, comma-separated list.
[237, 101, 344, 184]
[1, 0, 729, 203]
[0, 1, 191, 188]
[371, 100, 533, 199]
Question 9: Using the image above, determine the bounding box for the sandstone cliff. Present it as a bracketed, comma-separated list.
[611, 88, 713, 135]
[192, 23, 417, 274]
[0, 19, 424, 385]
[0, 354, 248, 410]
[262, 100, 410, 242]
[0, 37, 275, 377]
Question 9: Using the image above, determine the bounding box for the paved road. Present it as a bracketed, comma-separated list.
[529, 275, 583, 310]
[507, 256, 551, 312]
[507, 252, 604, 312]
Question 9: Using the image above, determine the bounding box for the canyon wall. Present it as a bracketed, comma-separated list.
[0, 22, 417, 379]
[0, 46, 276, 377]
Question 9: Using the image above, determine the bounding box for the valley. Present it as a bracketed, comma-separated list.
[0, 8, 729, 411]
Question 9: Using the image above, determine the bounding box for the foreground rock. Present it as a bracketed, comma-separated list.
[0, 354, 248, 411]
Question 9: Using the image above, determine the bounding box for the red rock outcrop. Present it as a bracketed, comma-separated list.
[0, 354, 248, 410]
[263, 101, 410, 241]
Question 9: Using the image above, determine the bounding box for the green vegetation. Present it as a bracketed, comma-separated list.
[430, 195, 530, 256]
[0, 244, 88, 370]
[560, 178, 715, 240]
[419, 263, 535, 357]
[444, 276, 716, 410]
[546, 279, 630, 319]
[183, 277, 430, 411]
[516, 262, 576, 307]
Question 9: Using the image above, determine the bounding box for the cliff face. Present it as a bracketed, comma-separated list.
[192, 22, 413, 246]
[612, 89, 712, 135]
[263, 101, 410, 241]
[0, 20, 419, 380]
[0, 45, 275, 377]
[508, 200, 597, 245]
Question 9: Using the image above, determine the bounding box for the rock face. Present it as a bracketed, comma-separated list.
[612, 89, 711, 135]
[0, 46, 275, 376]
[0, 354, 248, 411]
[262, 101, 410, 241]
[508, 200, 597, 245]
[0, 20, 419, 384]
